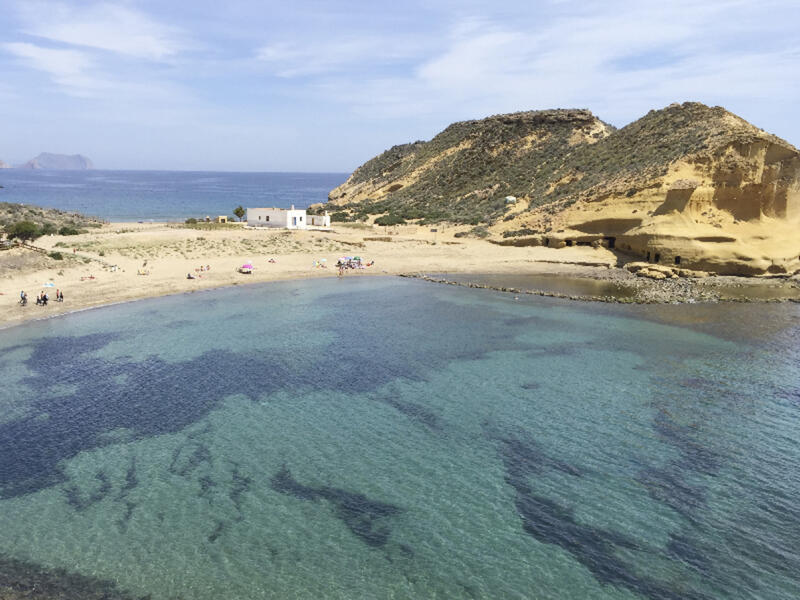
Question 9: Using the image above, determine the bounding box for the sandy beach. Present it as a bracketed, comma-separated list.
[0, 222, 621, 328]
[1, 221, 798, 329]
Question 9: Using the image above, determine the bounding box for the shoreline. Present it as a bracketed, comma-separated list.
[2, 221, 798, 329]
[405, 273, 800, 304]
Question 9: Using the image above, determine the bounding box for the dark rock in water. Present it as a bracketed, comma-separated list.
[0, 553, 144, 599]
[22, 152, 93, 170]
[63, 471, 112, 512]
[484, 424, 584, 479]
[208, 520, 226, 543]
[666, 532, 714, 575]
[270, 465, 402, 547]
[488, 424, 710, 600]
[652, 410, 721, 476]
[378, 395, 441, 430]
[229, 464, 253, 514]
[520, 381, 541, 390]
[117, 500, 137, 533]
[117, 458, 138, 499]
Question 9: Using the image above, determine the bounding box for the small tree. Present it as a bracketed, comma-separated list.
[7, 221, 41, 242]
[233, 206, 245, 221]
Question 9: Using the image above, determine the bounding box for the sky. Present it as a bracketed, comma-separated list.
[1, 0, 798, 172]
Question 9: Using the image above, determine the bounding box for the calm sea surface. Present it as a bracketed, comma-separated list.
[0, 170, 347, 222]
[0, 277, 798, 599]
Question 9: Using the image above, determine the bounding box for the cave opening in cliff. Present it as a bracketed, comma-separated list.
[646, 251, 651, 262]
[654, 253, 661, 263]
[604, 237, 616, 249]
[566, 240, 573, 247]
[674, 256, 682, 265]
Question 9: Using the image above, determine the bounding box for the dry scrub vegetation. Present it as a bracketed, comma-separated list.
[57, 231, 348, 261]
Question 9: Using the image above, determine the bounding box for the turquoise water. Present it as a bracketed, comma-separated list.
[0, 277, 798, 599]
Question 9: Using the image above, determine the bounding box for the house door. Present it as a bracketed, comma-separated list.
[292, 217, 297, 226]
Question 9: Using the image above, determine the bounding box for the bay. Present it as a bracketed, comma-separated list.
[0, 277, 798, 599]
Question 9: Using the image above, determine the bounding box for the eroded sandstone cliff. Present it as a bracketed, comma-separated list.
[328, 103, 799, 276]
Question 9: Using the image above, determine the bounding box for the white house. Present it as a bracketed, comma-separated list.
[246, 205, 328, 230]
[307, 213, 331, 228]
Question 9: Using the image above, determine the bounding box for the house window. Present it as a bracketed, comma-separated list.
[266, 216, 270, 222]
[258, 216, 261, 220]
[299, 216, 303, 221]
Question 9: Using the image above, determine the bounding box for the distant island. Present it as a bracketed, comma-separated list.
[22, 153, 93, 170]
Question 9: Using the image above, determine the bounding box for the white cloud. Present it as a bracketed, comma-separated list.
[255, 36, 424, 77]
[2, 40, 191, 104]
[3, 42, 97, 95]
[18, 2, 184, 61]
[315, 0, 800, 128]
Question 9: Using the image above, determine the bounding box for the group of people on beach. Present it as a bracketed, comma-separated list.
[336, 257, 374, 276]
[187, 264, 212, 279]
[19, 289, 64, 306]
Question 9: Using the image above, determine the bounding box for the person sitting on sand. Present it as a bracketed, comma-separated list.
[268, 258, 276, 263]
[187, 272, 195, 279]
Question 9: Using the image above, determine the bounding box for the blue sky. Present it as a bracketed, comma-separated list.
[1, 0, 798, 172]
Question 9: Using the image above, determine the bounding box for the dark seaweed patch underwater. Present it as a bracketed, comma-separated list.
[0, 277, 798, 600]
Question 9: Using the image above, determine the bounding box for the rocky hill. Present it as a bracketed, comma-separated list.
[0, 202, 103, 234]
[23, 153, 93, 170]
[329, 109, 614, 223]
[327, 103, 800, 275]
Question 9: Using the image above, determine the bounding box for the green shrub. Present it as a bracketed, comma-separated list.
[7, 221, 41, 241]
[48, 251, 64, 260]
[58, 226, 81, 236]
[98, 250, 105, 257]
[330, 211, 352, 222]
[374, 214, 406, 226]
[185, 218, 198, 224]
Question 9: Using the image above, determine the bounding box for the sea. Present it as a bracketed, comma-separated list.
[0, 170, 348, 221]
[1, 277, 798, 599]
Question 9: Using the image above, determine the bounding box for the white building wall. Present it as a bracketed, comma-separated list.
[247, 207, 308, 229]
[308, 213, 331, 228]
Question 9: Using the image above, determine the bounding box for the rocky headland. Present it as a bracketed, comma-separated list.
[325, 103, 800, 277]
